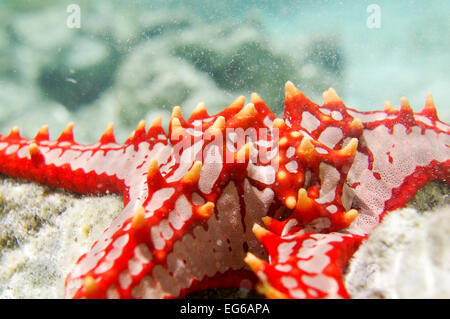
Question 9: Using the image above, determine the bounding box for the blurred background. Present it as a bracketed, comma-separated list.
[0, 0, 448, 144]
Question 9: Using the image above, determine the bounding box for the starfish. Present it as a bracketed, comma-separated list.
[0, 82, 448, 298]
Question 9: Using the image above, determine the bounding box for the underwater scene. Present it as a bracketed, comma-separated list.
[0, 0, 449, 300]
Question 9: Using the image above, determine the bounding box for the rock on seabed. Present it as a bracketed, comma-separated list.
[0, 176, 122, 299]
[345, 205, 450, 298]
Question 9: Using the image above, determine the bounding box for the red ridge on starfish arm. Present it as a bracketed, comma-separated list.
[0, 81, 448, 299]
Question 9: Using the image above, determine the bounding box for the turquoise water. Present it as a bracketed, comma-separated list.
[0, 0, 448, 144]
[263, 1, 450, 109]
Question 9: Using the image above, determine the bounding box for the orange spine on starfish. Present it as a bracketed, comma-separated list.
[99, 122, 116, 144]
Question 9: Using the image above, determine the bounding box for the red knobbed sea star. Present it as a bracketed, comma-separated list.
[0, 82, 448, 298]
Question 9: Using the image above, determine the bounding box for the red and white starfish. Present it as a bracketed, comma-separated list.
[0, 82, 448, 298]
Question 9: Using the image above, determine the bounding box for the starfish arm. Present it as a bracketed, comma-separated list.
[283, 83, 450, 231]
[0, 124, 129, 195]
[0, 121, 176, 198]
[344, 104, 450, 225]
[245, 224, 365, 299]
